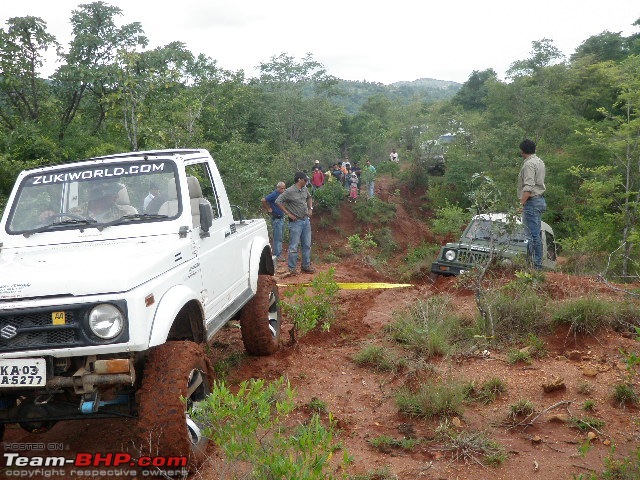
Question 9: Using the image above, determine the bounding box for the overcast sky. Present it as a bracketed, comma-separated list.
[2, 1, 639, 84]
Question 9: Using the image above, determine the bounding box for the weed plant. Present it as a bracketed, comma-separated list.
[307, 397, 328, 413]
[463, 377, 506, 404]
[385, 295, 467, 358]
[572, 447, 640, 480]
[507, 348, 532, 365]
[312, 180, 346, 211]
[350, 466, 398, 480]
[396, 379, 466, 419]
[352, 344, 406, 373]
[435, 423, 507, 467]
[570, 416, 605, 432]
[431, 203, 470, 236]
[352, 197, 397, 223]
[476, 288, 549, 343]
[613, 383, 638, 407]
[191, 376, 349, 479]
[280, 267, 340, 336]
[508, 399, 535, 422]
[368, 435, 419, 452]
[552, 297, 615, 336]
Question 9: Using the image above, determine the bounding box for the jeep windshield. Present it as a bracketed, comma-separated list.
[7, 160, 181, 235]
[461, 218, 527, 245]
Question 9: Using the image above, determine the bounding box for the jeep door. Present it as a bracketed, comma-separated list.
[185, 163, 247, 335]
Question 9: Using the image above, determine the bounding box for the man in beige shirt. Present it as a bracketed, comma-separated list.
[517, 139, 546, 270]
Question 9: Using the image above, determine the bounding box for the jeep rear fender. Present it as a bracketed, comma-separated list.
[148, 285, 203, 347]
[248, 236, 274, 293]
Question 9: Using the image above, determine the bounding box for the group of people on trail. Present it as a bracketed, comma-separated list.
[260, 157, 378, 275]
[261, 141, 547, 277]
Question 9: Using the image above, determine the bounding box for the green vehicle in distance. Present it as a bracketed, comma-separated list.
[431, 213, 557, 276]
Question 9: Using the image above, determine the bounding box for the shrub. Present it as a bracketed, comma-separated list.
[368, 435, 419, 452]
[386, 296, 466, 358]
[280, 267, 340, 336]
[508, 399, 535, 421]
[431, 203, 470, 236]
[352, 196, 396, 223]
[347, 232, 377, 254]
[507, 348, 532, 365]
[352, 345, 405, 373]
[191, 377, 347, 479]
[613, 383, 638, 408]
[570, 416, 605, 432]
[478, 289, 549, 343]
[436, 424, 507, 467]
[396, 380, 466, 419]
[464, 377, 506, 404]
[552, 297, 615, 336]
[312, 180, 346, 212]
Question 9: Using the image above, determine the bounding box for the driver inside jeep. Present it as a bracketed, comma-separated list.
[76, 181, 138, 222]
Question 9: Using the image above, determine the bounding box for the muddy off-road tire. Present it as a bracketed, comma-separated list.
[136, 341, 213, 469]
[240, 274, 281, 355]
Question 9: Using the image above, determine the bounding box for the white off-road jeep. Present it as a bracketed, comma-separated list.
[0, 149, 281, 467]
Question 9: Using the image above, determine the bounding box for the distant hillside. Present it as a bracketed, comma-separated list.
[331, 78, 461, 114]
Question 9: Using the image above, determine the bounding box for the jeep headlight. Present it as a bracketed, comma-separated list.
[444, 249, 456, 261]
[88, 304, 124, 339]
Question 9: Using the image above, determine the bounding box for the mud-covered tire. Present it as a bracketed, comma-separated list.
[240, 274, 281, 355]
[136, 341, 213, 469]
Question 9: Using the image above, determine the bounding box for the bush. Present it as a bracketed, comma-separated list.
[352, 345, 406, 373]
[280, 267, 340, 335]
[396, 380, 466, 419]
[552, 297, 615, 336]
[312, 180, 346, 212]
[431, 203, 470, 236]
[191, 377, 348, 479]
[352, 196, 396, 223]
[386, 296, 466, 358]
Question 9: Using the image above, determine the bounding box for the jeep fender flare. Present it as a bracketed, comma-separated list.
[148, 285, 202, 347]
[248, 235, 274, 294]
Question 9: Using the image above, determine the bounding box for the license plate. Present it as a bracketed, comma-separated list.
[0, 358, 46, 387]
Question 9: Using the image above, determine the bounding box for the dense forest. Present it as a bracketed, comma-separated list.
[1, 3, 640, 278]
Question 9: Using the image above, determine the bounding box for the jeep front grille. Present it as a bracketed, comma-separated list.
[0, 308, 82, 352]
[456, 249, 490, 265]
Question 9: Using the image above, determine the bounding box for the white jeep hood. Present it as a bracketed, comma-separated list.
[0, 237, 190, 300]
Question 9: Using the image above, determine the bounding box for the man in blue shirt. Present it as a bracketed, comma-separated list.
[261, 181, 286, 261]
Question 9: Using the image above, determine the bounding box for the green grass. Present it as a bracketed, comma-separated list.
[352, 344, 406, 373]
[396, 380, 466, 419]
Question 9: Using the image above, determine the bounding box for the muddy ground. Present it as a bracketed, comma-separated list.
[2, 174, 640, 480]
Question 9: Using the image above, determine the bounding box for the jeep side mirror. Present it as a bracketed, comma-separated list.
[199, 201, 213, 237]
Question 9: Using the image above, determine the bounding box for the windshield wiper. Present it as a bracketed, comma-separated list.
[98, 213, 169, 230]
[23, 218, 98, 237]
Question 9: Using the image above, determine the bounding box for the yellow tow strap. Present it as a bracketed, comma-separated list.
[277, 282, 413, 289]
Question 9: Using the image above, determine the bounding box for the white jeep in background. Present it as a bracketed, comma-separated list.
[0, 149, 281, 467]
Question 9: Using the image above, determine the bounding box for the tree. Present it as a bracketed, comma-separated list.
[53, 1, 147, 140]
[507, 38, 565, 78]
[452, 69, 497, 111]
[0, 16, 57, 129]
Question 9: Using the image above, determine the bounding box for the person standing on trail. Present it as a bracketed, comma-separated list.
[261, 181, 287, 262]
[311, 165, 325, 193]
[517, 139, 546, 270]
[276, 172, 315, 275]
[362, 160, 377, 198]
